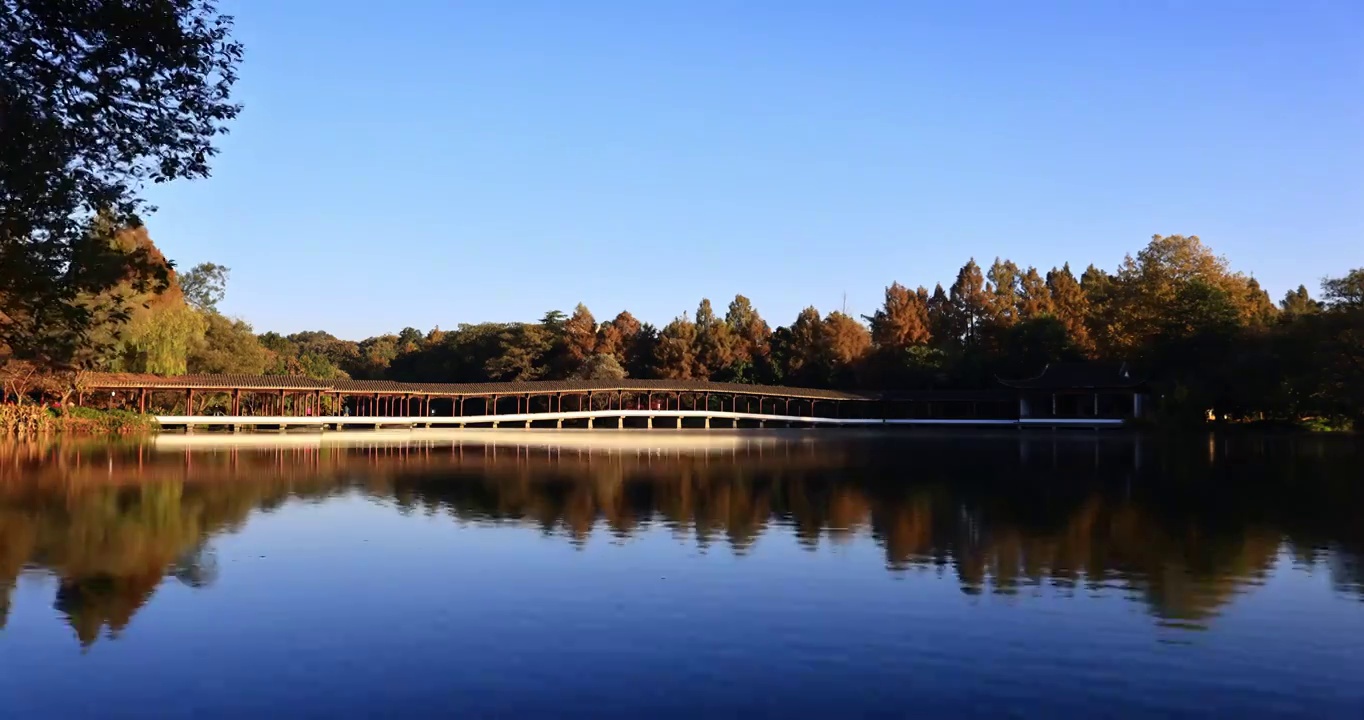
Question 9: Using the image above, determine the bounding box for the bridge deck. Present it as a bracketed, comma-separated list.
[155, 409, 1124, 429]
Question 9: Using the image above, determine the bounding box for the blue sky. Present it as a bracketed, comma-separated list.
[142, 0, 1362, 339]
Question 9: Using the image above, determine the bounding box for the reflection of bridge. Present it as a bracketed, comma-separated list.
[82, 373, 1137, 431]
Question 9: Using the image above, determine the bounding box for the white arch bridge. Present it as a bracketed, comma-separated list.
[79, 373, 1137, 431]
[155, 409, 1122, 432]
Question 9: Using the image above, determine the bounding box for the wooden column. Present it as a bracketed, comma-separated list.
[186, 389, 194, 415]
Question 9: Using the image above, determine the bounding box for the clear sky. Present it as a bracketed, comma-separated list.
[141, 0, 1363, 339]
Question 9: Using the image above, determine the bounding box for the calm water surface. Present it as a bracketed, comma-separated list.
[1, 431, 1361, 718]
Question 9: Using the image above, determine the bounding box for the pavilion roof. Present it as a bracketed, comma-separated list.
[996, 362, 1145, 390]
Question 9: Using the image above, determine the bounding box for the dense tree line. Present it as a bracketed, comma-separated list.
[2, 226, 1361, 428]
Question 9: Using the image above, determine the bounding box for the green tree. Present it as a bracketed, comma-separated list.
[179, 263, 230, 313]
[782, 307, 825, 385]
[1, 1, 243, 365]
[486, 323, 553, 381]
[571, 353, 627, 381]
[926, 284, 955, 351]
[1322, 269, 1364, 308]
[188, 314, 270, 374]
[396, 327, 424, 354]
[122, 302, 207, 375]
[1280, 285, 1322, 316]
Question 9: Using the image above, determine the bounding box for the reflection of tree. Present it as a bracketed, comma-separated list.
[1, 434, 1361, 645]
[55, 572, 164, 648]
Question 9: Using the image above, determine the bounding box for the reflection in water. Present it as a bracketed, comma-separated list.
[1, 433, 1361, 647]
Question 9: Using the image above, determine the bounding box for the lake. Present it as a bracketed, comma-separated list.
[1, 431, 1361, 718]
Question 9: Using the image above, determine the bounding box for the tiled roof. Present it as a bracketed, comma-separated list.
[86, 373, 332, 391]
[84, 374, 876, 400]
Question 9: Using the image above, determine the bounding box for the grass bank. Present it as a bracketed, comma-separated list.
[0, 405, 158, 436]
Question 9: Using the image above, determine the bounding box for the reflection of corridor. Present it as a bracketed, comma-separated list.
[1, 434, 1360, 646]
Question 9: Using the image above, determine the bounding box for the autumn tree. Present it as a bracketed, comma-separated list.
[69, 226, 206, 375]
[1100, 235, 1269, 355]
[725, 295, 772, 380]
[985, 258, 1022, 328]
[653, 314, 700, 379]
[868, 282, 929, 350]
[563, 303, 597, 363]
[694, 298, 738, 379]
[1017, 267, 1054, 319]
[596, 312, 635, 361]
[817, 311, 871, 387]
[1, 2, 243, 365]
[1045, 264, 1093, 354]
[949, 259, 990, 348]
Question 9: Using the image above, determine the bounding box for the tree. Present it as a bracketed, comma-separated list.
[596, 311, 638, 359]
[122, 301, 206, 375]
[1017, 267, 1054, 319]
[725, 295, 772, 364]
[1239, 277, 1278, 326]
[571, 353, 627, 381]
[694, 298, 738, 379]
[985, 258, 1022, 328]
[949, 259, 990, 348]
[395, 327, 424, 354]
[867, 282, 931, 350]
[1, 1, 243, 366]
[353, 334, 400, 378]
[653, 314, 699, 379]
[926, 284, 955, 351]
[485, 323, 553, 381]
[1280, 285, 1322, 317]
[782, 307, 824, 384]
[1045, 264, 1093, 354]
[1322, 269, 1364, 309]
[1101, 235, 1267, 354]
[817, 311, 871, 387]
[180, 263, 230, 313]
[188, 314, 270, 374]
[563, 303, 598, 363]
